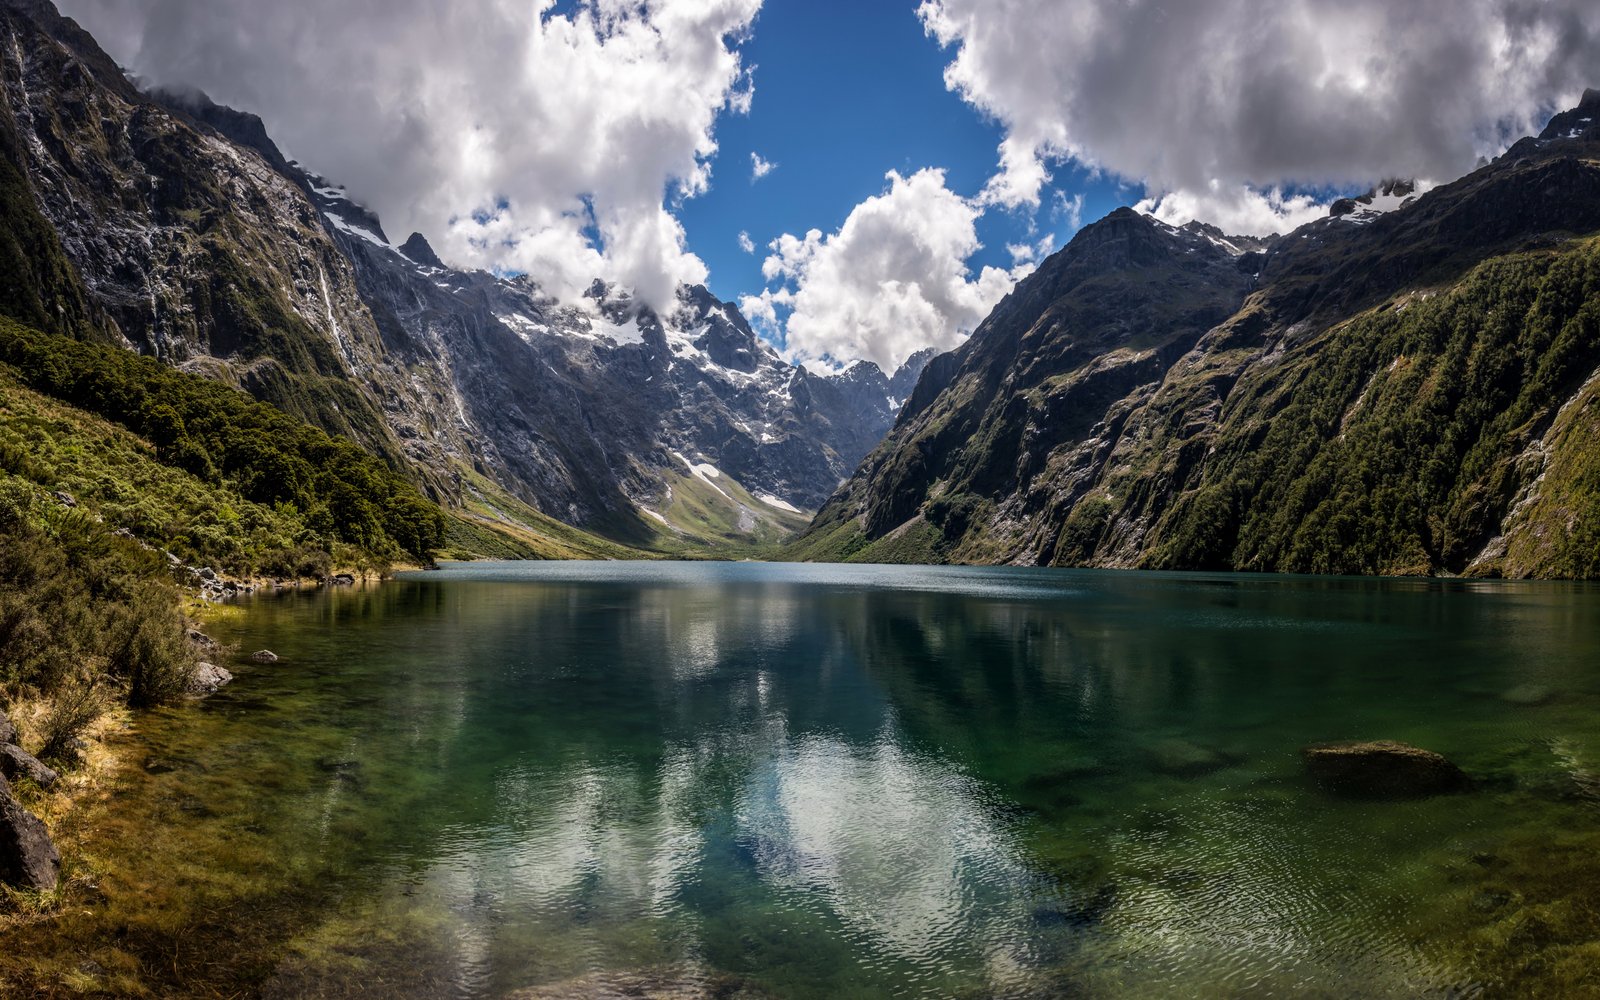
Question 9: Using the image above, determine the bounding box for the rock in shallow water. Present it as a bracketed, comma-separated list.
[0, 744, 59, 789]
[1302, 740, 1470, 799]
[188, 662, 233, 696]
[0, 779, 60, 890]
[249, 649, 279, 664]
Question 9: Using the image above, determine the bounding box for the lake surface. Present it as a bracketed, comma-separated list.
[37, 563, 1600, 997]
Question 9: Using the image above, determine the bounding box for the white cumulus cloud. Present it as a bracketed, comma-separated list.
[745, 168, 1026, 373]
[751, 151, 777, 181]
[59, 0, 764, 311]
[737, 230, 756, 254]
[918, 0, 1600, 231]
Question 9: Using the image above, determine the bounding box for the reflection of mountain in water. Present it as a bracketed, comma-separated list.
[194, 567, 1600, 998]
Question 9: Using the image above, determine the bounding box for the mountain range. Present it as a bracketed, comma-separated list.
[0, 0, 926, 555]
[3, 0, 1599, 578]
[795, 90, 1600, 578]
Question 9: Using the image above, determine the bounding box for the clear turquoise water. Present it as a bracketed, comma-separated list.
[155, 563, 1600, 996]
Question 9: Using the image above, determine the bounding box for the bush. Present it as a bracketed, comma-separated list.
[110, 587, 196, 709]
[259, 544, 333, 581]
[36, 678, 108, 763]
[0, 484, 194, 711]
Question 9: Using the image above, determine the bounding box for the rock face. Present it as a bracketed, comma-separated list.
[0, 743, 59, 789]
[0, 707, 14, 746]
[313, 180, 930, 527]
[1302, 741, 1470, 799]
[0, 778, 60, 891]
[798, 94, 1600, 578]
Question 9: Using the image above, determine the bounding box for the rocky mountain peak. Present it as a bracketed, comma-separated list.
[150, 86, 294, 178]
[399, 233, 445, 270]
[1328, 178, 1420, 223]
[1538, 90, 1600, 143]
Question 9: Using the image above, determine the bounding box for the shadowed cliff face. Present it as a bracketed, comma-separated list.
[0, 0, 434, 475]
[798, 98, 1600, 579]
[0, 0, 927, 542]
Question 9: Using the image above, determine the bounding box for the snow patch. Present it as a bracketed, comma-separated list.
[638, 506, 669, 526]
[324, 212, 392, 251]
[672, 451, 732, 500]
[588, 315, 645, 347]
[498, 312, 549, 344]
[754, 492, 802, 514]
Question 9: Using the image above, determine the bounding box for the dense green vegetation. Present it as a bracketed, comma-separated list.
[0, 482, 193, 723]
[0, 317, 444, 570]
[1147, 237, 1600, 578]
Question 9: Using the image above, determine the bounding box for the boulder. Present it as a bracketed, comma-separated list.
[188, 662, 233, 696]
[186, 628, 222, 653]
[0, 744, 59, 790]
[330, 573, 356, 586]
[1302, 740, 1469, 799]
[0, 706, 14, 745]
[0, 787, 60, 891]
[249, 649, 279, 664]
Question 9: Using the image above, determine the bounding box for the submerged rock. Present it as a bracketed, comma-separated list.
[0, 744, 59, 789]
[1032, 883, 1120, 928]
[504, 968, 770, 999]
[249, 649, 279, 664]
[1302, 740, 1470, 799]
[0, 706, 14, 745]
[0, 780, 60, 891]
[1147, 738, 1237, 778]
[188, 662, 234, 696]
[1500, 684, 1556, 707]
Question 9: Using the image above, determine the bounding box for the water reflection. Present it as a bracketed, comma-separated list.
[174, 563, 1600, 998]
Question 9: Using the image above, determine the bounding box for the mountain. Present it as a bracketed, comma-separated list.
[794, 90, 1600, 579]
[299, 167, 927, 544]
[0, 0, 924, 552]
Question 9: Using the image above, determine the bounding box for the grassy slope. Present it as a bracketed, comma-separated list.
[445, 467, 657, 562]
[640, 459, 813, 559]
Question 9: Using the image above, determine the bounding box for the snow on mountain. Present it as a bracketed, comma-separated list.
[297, 168, 930, 542]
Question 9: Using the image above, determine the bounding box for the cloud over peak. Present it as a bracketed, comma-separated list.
[60, 0, 764, 310]
[745, 168, 1026, 372]
[919, 0, 1600, 229]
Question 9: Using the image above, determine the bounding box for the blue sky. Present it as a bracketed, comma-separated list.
[678, 0, 1127, 310]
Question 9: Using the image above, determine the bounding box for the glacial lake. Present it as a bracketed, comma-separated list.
[29, 562, 1600, 997]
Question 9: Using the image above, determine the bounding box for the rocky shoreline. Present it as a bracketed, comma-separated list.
[0, 597, 290, 900]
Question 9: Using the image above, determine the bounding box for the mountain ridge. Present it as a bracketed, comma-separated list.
[793, 94, 1600, 579]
